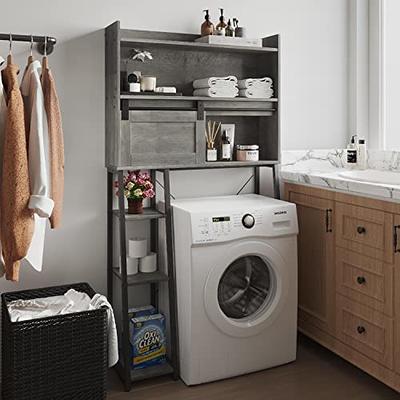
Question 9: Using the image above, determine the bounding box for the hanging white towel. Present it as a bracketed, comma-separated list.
[238, 77, 273, 89]
[20, 60, 54, 272]
[239, 87, 274, 99]
[0, 56, 6, 276]
[193, 76, 237, 89]
[90, 294, 119, 367]
[193, 87, 239, 98]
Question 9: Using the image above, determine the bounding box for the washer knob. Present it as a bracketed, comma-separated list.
[242, 214, 255, 229]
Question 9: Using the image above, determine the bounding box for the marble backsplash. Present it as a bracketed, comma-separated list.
[282, 149, 400, 172]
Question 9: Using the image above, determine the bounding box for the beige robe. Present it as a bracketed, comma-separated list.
[1, 61, 34, 281]
[41, 57, 64, 229]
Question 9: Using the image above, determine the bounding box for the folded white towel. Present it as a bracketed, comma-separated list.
[90, 294, 119, 367]
[194, 87, 239, 98]
[239, 88, 274, 99]
[193, 76, 238, 89]
[238, 77, 273, 89]
[7, 289, 119, 367]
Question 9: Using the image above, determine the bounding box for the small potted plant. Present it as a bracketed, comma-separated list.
[116, 170, 155, 214]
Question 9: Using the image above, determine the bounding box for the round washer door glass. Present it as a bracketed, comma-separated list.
[218, 255, 274, 320]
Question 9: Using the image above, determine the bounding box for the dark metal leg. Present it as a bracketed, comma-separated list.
[272, 164, 280, 199]
[150, 170, 158, 308]
[163, 169, 180, 380]
[254, 167, 260, 195]
[117, 171, 131, 392]
[107, 171, 114, 304]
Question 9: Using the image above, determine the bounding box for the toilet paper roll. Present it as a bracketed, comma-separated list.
[139, 252, 157, 273]
[128, 238, 147, 258]
[119, 257, 139, 275]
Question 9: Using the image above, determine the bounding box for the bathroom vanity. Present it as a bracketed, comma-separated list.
[283, 150, 400, 392]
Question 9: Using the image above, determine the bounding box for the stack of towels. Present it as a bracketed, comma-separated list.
[238, 77, 274, 99]
[193, 76, 239, 98]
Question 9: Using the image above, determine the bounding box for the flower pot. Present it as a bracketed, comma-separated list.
[128, 199, 144, 214]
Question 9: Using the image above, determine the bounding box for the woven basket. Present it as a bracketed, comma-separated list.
[2, 282, 108, 400]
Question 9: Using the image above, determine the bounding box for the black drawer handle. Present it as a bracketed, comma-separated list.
[357, 325, 366, 334]
[394, 225, 400, 253]
[357, 226, 366, 235]
[357, 276, 366, 285]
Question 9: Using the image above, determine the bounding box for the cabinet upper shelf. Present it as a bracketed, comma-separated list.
[120, 37, 278, 54]
[120, 94, 278, 102]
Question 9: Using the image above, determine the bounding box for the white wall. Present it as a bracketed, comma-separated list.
[383, 0, 400, 150]
[0, 0, 349, 295]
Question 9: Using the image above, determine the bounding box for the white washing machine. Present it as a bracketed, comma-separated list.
[172, 194, 298, 385]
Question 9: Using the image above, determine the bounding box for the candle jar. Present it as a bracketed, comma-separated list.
[140, 76, 157, 92]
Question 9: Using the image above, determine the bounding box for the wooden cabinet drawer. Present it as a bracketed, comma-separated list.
[336, 248, 393, 316]
[336, 294, 393, 369]
[335, 202, 393, 264]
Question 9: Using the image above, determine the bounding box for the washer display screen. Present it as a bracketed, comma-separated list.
[217, 256, 274, 319]
[212, 217, 230, 223]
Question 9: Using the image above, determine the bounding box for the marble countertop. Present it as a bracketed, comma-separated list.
[281, 149, 400, 202]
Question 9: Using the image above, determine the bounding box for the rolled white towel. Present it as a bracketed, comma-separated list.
[193, 76, 238, 89]
[238, 77, 273, 89]
[239, 88, 274, 99]
[194, 87, 239, 98]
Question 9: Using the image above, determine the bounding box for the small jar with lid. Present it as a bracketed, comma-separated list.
[236, 145, 259, 161]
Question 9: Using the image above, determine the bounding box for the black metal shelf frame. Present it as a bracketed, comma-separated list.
[107, 169, 180, 391]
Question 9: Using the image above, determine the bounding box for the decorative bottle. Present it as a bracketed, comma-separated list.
[201, 10, 214, 37]
[221, 130, 231, 161]
[215, 8, 227, 36]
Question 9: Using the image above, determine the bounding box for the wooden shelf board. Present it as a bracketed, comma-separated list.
[120, 37, 278, 54]
[120, 94, 278, 102]
[113, 269, 169, 286]
[113, 208, 165, 220]
[107, 160, 279, 172]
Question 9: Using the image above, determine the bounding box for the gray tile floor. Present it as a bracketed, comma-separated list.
[108, 335, 399, 399]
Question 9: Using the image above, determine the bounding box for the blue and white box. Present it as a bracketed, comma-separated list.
[128, 305, 156, 319]
[130, 313, 167, 369]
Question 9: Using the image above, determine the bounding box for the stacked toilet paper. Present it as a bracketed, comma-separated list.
[120, 238, 157, 275]
[238, 77, 274, 99]
[193, 76, 239, 98]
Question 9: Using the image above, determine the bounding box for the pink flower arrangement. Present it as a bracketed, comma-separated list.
[115, 170, 155, 200]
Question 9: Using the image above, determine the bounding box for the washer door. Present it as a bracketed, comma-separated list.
[204, 240, 289, 338]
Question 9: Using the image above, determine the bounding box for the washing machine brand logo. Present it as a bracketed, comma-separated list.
[274, 210, 287, 215]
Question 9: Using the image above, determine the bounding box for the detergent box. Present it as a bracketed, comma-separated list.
[128, 305, 156, 319]
[130, 313, 167, 369]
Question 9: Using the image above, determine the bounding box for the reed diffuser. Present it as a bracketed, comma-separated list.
[205, 121, 221, 162]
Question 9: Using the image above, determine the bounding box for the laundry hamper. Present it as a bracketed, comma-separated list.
[2, 282, 108, 400]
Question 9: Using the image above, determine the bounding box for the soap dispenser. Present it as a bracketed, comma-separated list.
[226, 19, 235, 37]
[346, 135, 358, 168]
[215, 8, 227, 36]
[201, 9, 214, 37]
[357, 138, 367, 170]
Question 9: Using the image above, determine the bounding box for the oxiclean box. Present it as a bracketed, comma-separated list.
[130, 313, 167, 369]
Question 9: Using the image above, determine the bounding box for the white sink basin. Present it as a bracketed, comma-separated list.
[338, 169, 400, 185]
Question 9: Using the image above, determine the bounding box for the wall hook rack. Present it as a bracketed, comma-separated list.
[0, 33, 57, 55]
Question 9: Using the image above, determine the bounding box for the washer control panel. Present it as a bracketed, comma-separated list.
[192, 210, 264, 244]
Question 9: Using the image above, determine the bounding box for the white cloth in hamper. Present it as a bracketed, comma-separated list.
[239, 87, 274, 99]
[7, 289, 119, 367]
[193, 87, 239, 98]
[193, 76, 237, 89]
[90, 293, 119, 367]
[238, 77, 273, 89]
